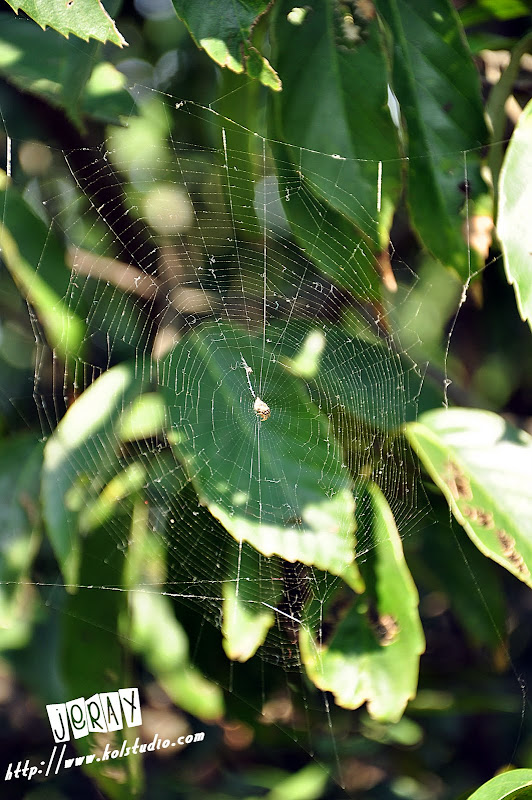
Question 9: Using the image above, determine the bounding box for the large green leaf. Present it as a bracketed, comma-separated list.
[498, 98, 532, 333]
[374, 0, 489, 279]
[0, 174, 86, 360]
[0, 16, 135, 126]
[41, 362, 144, 584]
[406, 408, 532, 587]
[4, 0, 126, 47]
[160, 323, 359, 581]
[300, 483, 424, 722]
[271, 0, 401, 280]
[171, 0, 281, 91]
[466, 769, 532, 800]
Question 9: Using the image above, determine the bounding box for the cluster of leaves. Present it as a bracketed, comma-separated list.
[0, 1, 532, 799]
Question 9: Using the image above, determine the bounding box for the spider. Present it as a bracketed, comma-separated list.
[253, 396, 271, 421]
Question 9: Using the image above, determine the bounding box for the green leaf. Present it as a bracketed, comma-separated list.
[374, 0, 489, 279]
[222, 541, 281, 662]
[406, 408, 532, 587]
[160, 323, 359, 579]
[498, 97, 532, 333]
[271, 0, 401, 279]
[266, 763, 329, 800]
[42, 362, 143, 585]
[466, 769, 532, 800]
[0, 434, 42, 644]
[131, 590, 224, 721]
[0, 16, 135, 126]
[300, 483, 424, 722]
[0, 175, 86, 360]
[118, 392, 166, 442]
[4, 0, 126, 47]
[171, 0, 281, 90]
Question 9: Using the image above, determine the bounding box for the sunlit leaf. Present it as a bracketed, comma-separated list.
[80, 462, 146, 533]
[42, 363, 144, 584]
[466, 768, 532, 800]
[119, 393, 166, 442]
[460, 0, 531, 27]
[4, 0, 126, 47]
[80, 61, 136, 125]
[300, 483, 424, 722]
[406, 408, 532, 587]
[171, 0, 281, 90]
[266, 763, 329, 800]
[498, 97, 532, 333]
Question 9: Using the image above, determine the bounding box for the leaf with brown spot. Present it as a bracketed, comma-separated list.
[407, 409, 532, 588]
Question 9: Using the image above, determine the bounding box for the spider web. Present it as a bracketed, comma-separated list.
[0, 84, 518, 793]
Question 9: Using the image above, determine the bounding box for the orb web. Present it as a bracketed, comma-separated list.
[0, 86, 479, 781]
